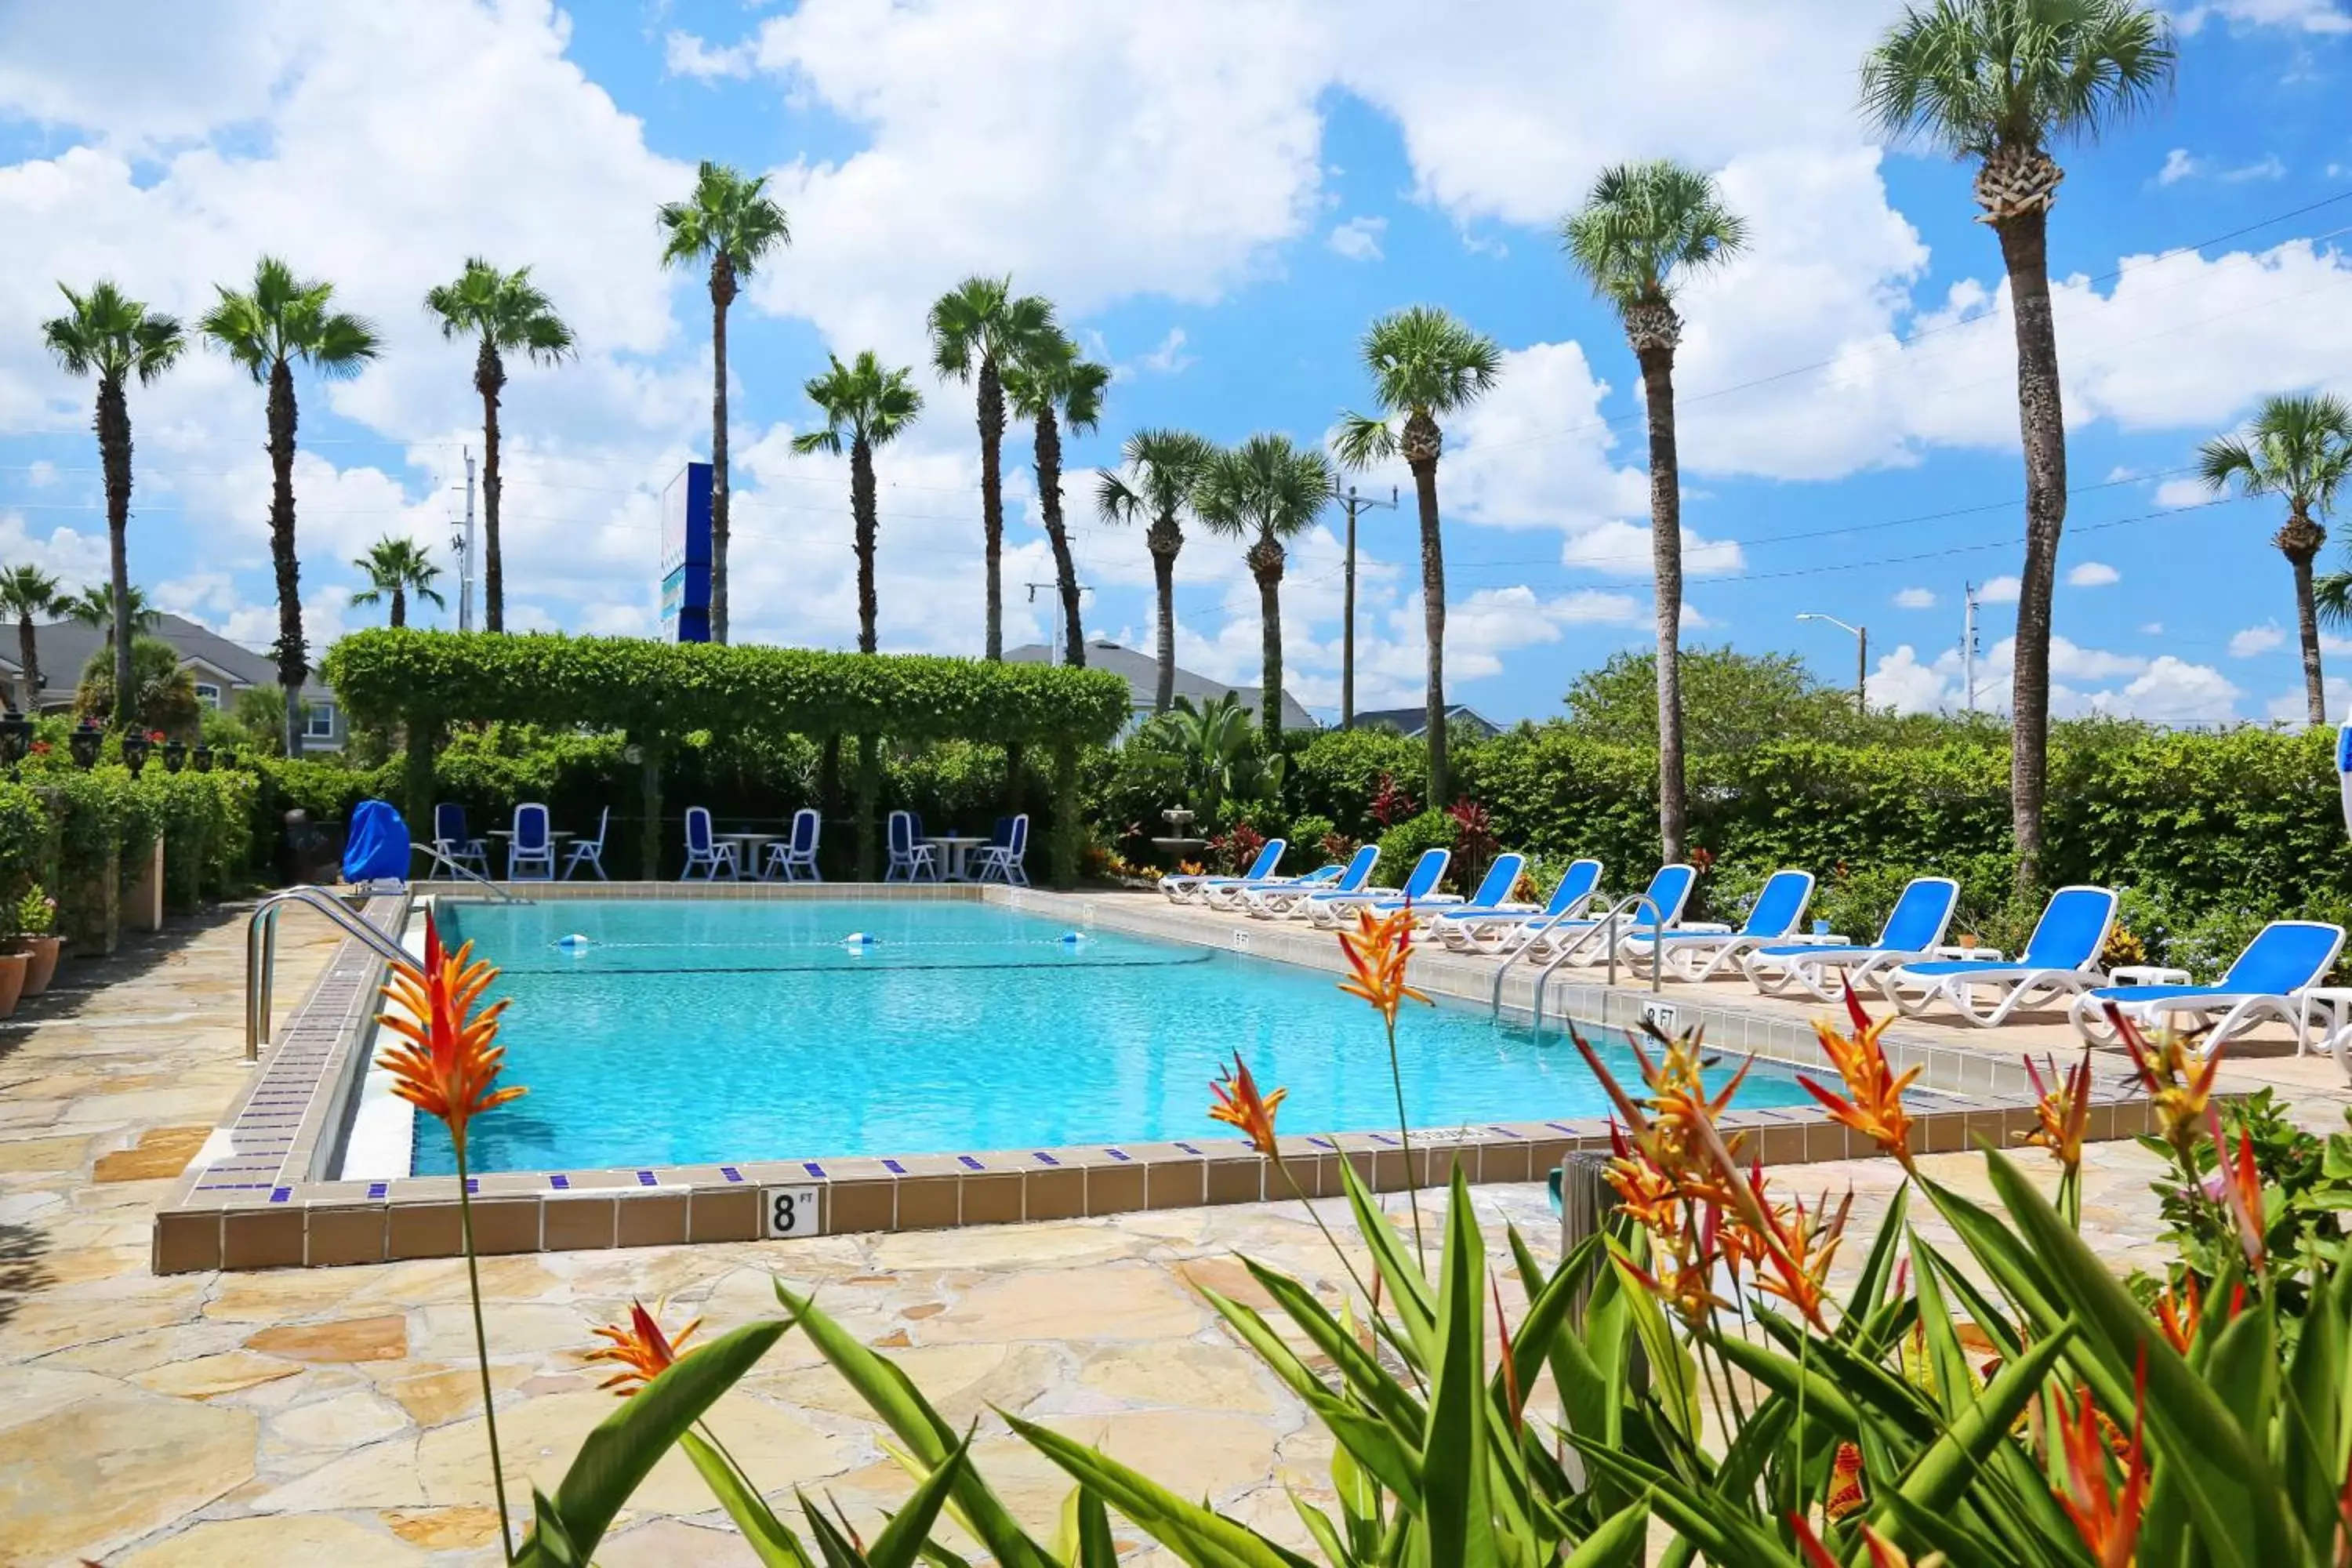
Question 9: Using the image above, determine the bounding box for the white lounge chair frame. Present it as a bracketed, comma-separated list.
[1878, 884, 2118, 1028]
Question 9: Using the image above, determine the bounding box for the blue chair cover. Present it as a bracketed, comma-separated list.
[343, 800, 411, 883]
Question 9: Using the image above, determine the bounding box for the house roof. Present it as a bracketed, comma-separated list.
[1004, 640, 1318, 733]
[1350, 703, 1504, 739]
[0, 613, 304, 700]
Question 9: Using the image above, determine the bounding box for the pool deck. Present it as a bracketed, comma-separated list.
[5, 888, 2344, 1564]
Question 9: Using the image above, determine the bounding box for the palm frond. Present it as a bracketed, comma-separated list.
[2201, 394, 2352, 516]
[1192, 432, 1332, 546]
[1331, 412, 1399, 470]
[659, 161, 791, 275]
[43, 280, 187, 386]
[1860, 0, 2176, 158]
[1355, 306, 1502, 421]
[2318, 568, 2352, 630]
[800, 349, 924, 450]
[1562, 158, 1748, 311]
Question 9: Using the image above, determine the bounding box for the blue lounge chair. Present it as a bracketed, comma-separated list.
[1301, 848, 1453, 928]
[1400, 852, 1526, 927]
[682, 806, 739, 881]
[1204, 849, 1356, 911]
[1160, 839, 1286, 904]
[1624, 868, 1815, 982]
[428, 802, 489, 879]
[508, 802, 556, 880]
[1739, 876, 1960, 1003]
[1243, 844, 1383, 918]
[2073, 918, 2346, 1055]
[1519, 863, 1698, 966]
[763, 808, 822, 882]
[1433, 858, 1604, 954]
[885, 810, 941, 882]
[1879, 885, 2118, 1027]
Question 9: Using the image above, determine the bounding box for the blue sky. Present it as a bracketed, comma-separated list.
[1, 0, 2350, 727]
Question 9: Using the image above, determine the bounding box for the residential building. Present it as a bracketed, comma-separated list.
[0, 613, 345, 749]
[1349, 703, 1503, 741]
[1005, 640, 1318, 734]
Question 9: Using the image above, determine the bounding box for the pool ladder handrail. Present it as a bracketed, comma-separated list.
[245, 887, 414, 1062]
[411, 841, 532, 905]
[1492, 891, 1668, 1040]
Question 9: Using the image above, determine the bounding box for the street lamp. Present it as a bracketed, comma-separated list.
[1796, 612, 1868, 716]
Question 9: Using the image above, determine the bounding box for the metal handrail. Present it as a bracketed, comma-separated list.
[245, 887, 414, 1062]
[1503, 892, 1669, 1043]
[1488, 889, 1619, 1018]
[411, 843, 532, 905]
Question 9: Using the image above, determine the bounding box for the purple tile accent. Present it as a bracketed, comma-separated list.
[636, 1170, 657, 1185]
[1105, 1148, 1132, 1162]
[720, 1166, 743, 1183]
[956, 1155, 984, 1171]
[366, 1181, 389, 1199]
[1308, 1137, 1337, 1150]
[1370, 1134, 1399, 1146]
[549, 1174, 570, 1190]
[1032, 1151, 1061, 1166]
[1544, 1122, 1579, 1134]
[465, 1178, 479, 1195]
[883, 1158, 907, 1174]
[802, 1161, 826, 1178]
[1489, 1125, 1524, 1138]
[1174, 1142, 1202, 1155]
[268, 1187, 292, 1203]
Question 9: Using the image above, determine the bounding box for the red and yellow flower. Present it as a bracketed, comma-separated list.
[2054, 1361, 2151, 1568]
[1798, 985, 1918, 1169]
[2115, 1009, 2220, 1156]
[586, 1298, 702, 1397]
[2022, 1048, 2093, 1175]
[375, 912, 521, 1151]
[1824, 1442, 1867, 1522]
[1208, 1053, 1287, 1159]
[2207, 1111, 2268, 1272]
[1337, 906, 1432, 1027]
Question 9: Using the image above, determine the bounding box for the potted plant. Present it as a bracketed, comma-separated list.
[0, 899, 30, 1018]
[16, 885, 61, 996]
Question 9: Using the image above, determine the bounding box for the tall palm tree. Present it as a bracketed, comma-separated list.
[39, 281, 184, 729]
[1863, 0, 2175, 889]
[1004, 332, 1110, 668]
[1333, 307, 1501, 805]
[423, 258, 574, 633]
[1563, 159, 1748, 865]
[1096, 428, 1217, 713]
[1193, 434, 1334, 748]
[349, 536, 447, 630]
[0, 565, 59, 713]
[61, 582, 158, 638]
[927, 278, 1058, 660]
[658, 162, 790, 646]
[199, 257, 381, 757]
[791, 351, 924, 654]
[2201, 394, 2352, 725]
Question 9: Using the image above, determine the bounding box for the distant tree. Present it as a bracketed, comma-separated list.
[1004, 331, 1110, 667]
[350, 536, 447, 630]
[0, 565, 59, 713]
[60, 583, 158, 640]
[40, 280, 184, 728]
[659, 162, 790, 645]
[76, 633, 200, 738]
[423, 258, 574, 632]
[1193, 434, 1335, 748]
[1565, 646, 1866, 756]
[793, 351, 924, 654]
[927, 277, 1058, 659]
[1096, 428, 1218, 713]
[2201, 394, 2352, 726]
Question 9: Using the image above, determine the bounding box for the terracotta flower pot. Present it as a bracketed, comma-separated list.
[0, 951, 32, 1018]
[20, 935, 62, 996]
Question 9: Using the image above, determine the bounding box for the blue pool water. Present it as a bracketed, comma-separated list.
[413, 899, 1815, 1175]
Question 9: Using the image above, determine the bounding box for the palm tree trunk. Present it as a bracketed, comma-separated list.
[1636, 343, 1688, 864]
[1036, 408, 1084, 666]
[1151, 541, 1178, 713]
[1254, 546, 1284, 750]
[96, 373, 134, 731]
[1994, 204, 2068, 892]
[851, 434, 878, 655]
[2288, 518, 2328, 724]
[979, 358, 1005, 661]
[708, 256, 735, 645]
[477, 340, 505, 634]
[266, 358, 306, 759]
[16, 615, 37, 716]
[391, 587, 407, 630]
[1409, 452, 1448, 804]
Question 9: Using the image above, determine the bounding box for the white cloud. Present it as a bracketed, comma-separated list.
[1871, 633, 2238, 721]
[2180, 0, 2352, 34]
[1327, 215, 1387, 261]
[2067, 561, 2120, 588]
[2156, 149, 2200, 187]
[1557, 520, 1746, 578]
[2141, 622, 2165, 635]
[2097, 656, 2241, 723]
[1893, 586, 1936, 609]
[1134, 328, 1196, 376]
[665, 32, 757, 80]
[1980, 575, 2020, 604]
[2231, 622, 2288, 657]
[2154, 476, 2210, 508]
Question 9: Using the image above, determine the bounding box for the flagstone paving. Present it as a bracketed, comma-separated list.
[3, 898, 2345, 1566]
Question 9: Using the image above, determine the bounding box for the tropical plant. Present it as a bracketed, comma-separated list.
[927, 277, 1058, 661]
[0, 565, 59, 713]
[75, 634, 200, 736]
[2198, 393, 2352, 725]
[1563, 159, 1748, 865]
[1096, 427, 1217, 713]
[60, 582, 157, 639]
[1004, 331, 1110, 668]
[1193, 432, 1334, 747]
[1134, 691, 1276, 820]
[1863, 0, 2176, 889]
[198, 256, 382, 757]
[349, 536, 447, 630]
[423, 259, 575, 633]
[792, 350, 924, 655]
[39, 280, 185, 729]
[1334, 306, 1502, 808]
[658, 162, 791, 646]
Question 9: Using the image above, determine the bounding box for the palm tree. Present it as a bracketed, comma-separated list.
[0, 565, 59, 713]
[658, 162, 790, 646]
[1096, 428, 1217, 713]
[791, 351, 924, 654]
[1863, 0, 2175, 889]
[2201, 394, 2352, 725]
[350, 536, 447, 630]
[39, 281, 184, 729]
[1004, 332, 1110, 668]
[61, 582, 158, 638]
[1563, 159, 1748, 864]
[1333, 307, 1501, 805]
[1192, 434, 1334, 748]
[198, 257, 381, 757]
[927, 278, 1058, 659]
[423, 259, 574, 633]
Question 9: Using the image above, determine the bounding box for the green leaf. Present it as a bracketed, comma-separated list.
[1559, 1499, 1650, 1568]
[1879, 1320, 2071, 1536]
[1841, 1181, 1912, 1335]
[867, 1432, 974, 1568]
[1751, 1308, 1937, 1446]
[1237, 1263, 1428, 1432]
[799, 1488, 869, 1568]
[1288, 1493, 1354, 1568]
[1004, 1409, 1321, 1568]
[1711, 1333, 1863, 1440]
[1336, 1157, 1437, 1363]
[681, 1428, 818, 1568]
[1567, 1439, 1783, 1568]
[1420, 1169, 1499, 1568]
[2282, 1266, 2350, 1559]
[524, 1487, 588, 1567]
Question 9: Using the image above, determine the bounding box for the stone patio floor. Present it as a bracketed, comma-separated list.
[5, 897, 2348, 1566]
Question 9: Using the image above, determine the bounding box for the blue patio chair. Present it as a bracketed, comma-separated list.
[1624, 868, 1816, 982]
[1432, 858, 1602, 954]
[886, 810, 940, 882]
[430, 802, 488, 879]
[1160, 838, 1287, 903]
[763, 808, 823, 882]
[2074, 918, 2347, 1055]
[1740, 876, 1960, 1002]
[682, 806, 739, 881]
[1300, 848, 1453, 928]
[562, 808, 610, 881]
[508, 802, 556, 880]
[971, 814, 1029, 886]
[1879, 884, 2118, 1027]
[1515, 862, 1700, 966]
[1241, 844, 1383, 918]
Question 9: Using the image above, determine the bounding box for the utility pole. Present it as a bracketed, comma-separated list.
[1333, 481, 1397, 729]
[457, 449, 477, 633]
[1795, 612, 1867, 717]
[1962, 581, 1980, 712]
[1025, 581, 1091, 664]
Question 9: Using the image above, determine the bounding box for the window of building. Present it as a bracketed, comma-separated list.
[193, 682, 221, 710]
[303, 700, 337, 740]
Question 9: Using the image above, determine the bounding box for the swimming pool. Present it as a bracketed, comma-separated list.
[411, 898, 1815, 1176]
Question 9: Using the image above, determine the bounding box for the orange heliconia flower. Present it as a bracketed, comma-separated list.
[586, 1298, 702, 1397]
[1740, 1163, 1851, 1331]
[2114, 1009, 2220, 1155]
[1337, 906, 1432, 1026]
[2055, 1359, 2151, 1568]
[2153, 1274, 2203, 1355]
[375, 912, 521, 1149]
[1208, 1053, 1288, 1159]
[1825, 1442, 1867, 1522]
[2022, 1049, 2093, 1174]
[2207, 1111, 2268, 1272]
[1791, 1515, 1918, 1568]
[1602, 1119, 1685, 1237]
[1798, 985, 1918, 1169]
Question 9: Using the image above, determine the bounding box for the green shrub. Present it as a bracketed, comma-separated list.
[1288, 727, 1427, 837]
[1375, 808, 1458, 890]
[1287, 812, 1337, 860]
